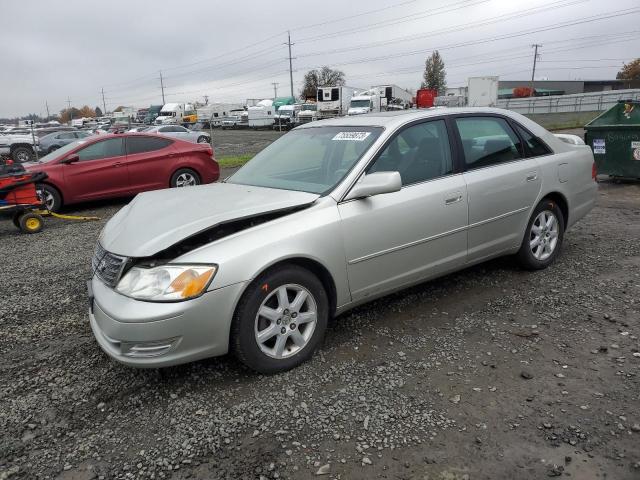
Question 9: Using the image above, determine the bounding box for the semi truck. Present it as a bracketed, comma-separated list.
[467, 76, 499, 107]
[298, 103, 318, 124]
[155, 103, 196, 125]
[317, 85, 359, 118]
[347, 88, 387, 115]
[274, 104, 302, 130]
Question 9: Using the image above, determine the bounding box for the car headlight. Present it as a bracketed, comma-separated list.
[116, 264, 217, 301]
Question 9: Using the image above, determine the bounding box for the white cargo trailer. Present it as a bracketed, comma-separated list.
[317, 86, 359, 118]
[467, 76, 499, 107]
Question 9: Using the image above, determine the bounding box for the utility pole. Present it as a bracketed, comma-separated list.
[159, 70, 166, 104]
[285, 31, 295, 98]
[530, 44, 542, 94]
[271, 82, 279, 99]
[45, 101, 50, 120]
[101, 87, 107, 114]
[67, 97, 72, 122]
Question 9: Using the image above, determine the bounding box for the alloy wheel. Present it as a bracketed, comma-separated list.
[254, 284, 318, 359]
[175, 172, 196, 187]
[529, 210, 559, 261]
[36, 187, 55, 211]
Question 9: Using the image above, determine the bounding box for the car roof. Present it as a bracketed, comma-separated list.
[295, 107, 550, 137]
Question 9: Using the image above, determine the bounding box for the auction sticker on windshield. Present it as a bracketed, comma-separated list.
[332, 132, 371, 141]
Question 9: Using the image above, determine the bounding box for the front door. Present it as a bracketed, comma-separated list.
[452, 115, 542, 262]
[62, 137, 130, 202]
[338, 119, 468, 302]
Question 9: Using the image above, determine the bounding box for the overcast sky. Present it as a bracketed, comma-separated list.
[2, 0, 639, 117]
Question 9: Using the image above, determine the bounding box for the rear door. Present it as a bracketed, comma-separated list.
[61, 137, 130, 201]
[124, 135, 175, 192]
[452, 115, 542, 263]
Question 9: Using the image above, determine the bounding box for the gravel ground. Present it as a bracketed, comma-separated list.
[1, 171, 639, 479]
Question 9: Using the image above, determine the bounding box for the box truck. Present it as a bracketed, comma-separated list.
[317, 86, 359, 118]
[467, 76, 499, 107]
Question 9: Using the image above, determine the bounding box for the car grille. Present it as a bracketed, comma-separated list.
[92, 243, 128, 288]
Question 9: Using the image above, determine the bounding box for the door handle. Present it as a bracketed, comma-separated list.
[445, 193, 463, 205]
[526, 172, 538, 182]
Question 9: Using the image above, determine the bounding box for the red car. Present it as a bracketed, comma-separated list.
[25, 133, 219, 211]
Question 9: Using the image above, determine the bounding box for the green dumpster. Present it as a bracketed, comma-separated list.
[585, 100, 640, 179]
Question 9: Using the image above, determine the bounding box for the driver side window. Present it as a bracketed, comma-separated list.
[77, 138, 124, 161]
[368, 120, 453, 186]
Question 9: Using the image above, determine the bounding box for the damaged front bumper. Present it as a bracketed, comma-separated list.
[88, 275, 247, 367]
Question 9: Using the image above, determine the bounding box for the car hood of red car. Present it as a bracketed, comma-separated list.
[99, 182, 320, 257]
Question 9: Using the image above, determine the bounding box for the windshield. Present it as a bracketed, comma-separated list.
[37, 139, 89, 163]
[227, 126, 382, 194]
[302, 104, 317, 111]
[278, 110, 293, 117]
[350, 100, 371, 108]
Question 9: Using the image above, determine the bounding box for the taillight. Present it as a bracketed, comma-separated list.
[592, 162, 597, 181]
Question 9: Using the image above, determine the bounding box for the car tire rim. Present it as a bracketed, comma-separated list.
[254, 284, 318, 360]
[16, 150, 30, 162]
[175, 173, 196, 187]
[530, 210, 559, 261]
[36, 188, 55, 211]
[197, 136, 208, 143]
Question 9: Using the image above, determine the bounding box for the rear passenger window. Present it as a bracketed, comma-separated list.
[368, 120, 453, 186]
[513, 123, 552, 157]
[77, 138, 124, 161]
[126, 136, 172, 155]
[455, 117, 523, 169]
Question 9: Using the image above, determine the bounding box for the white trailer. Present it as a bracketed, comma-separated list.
[467, 76, 499, 107]
[197, 103, 244, 127]
[317, 86, 359, 118]
[372, 84, 413, 109]
[247, 99, 275, 128]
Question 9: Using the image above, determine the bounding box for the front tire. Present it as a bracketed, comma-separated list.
[517, 199, 565, 270]
[36, 184, 62, 212]
[231, 265, 329, 374]
[170, 168, 200, 188]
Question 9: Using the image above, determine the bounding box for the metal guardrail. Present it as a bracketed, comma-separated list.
[498, 89, 640, 114]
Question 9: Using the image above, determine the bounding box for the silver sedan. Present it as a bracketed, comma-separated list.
[89, 108, 597, 373]
[143, 125, 211, 144]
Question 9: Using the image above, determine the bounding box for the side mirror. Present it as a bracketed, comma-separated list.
[344, 171, 402, 201]
[61, 154, 79, 164]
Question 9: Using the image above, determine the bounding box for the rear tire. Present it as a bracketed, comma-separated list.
[231, 265, 328, 374]
[36, 184, 62, 212]
[517, 198, 565, 270]
[196, 136, 209, 144]
[170, 168, 200, 188]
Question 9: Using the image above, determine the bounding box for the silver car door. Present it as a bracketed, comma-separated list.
[338, 119, 468, 302]
[453, 115, 542, 263]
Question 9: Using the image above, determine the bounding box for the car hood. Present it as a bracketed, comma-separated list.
[99, 182, 320, 257]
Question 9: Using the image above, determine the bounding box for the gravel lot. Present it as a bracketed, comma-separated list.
[1, 167, 639, 478]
